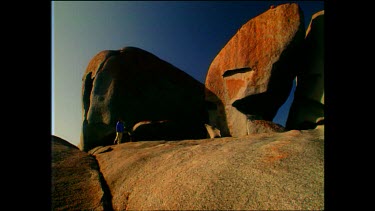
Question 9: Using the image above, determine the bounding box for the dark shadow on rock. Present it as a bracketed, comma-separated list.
[91, 156, 114, 211]
[82, 72, 93, 120]
[265, 17, 305, 121]
[286, 13, 324, 130]
[297, 121, 318, 130]
[204, 86, 230, 137]
[285, 97, 324, 130]
[232, 92, 273, 121]
[82, 121, 113, 152]
[80, 46, 230, 151]
[222, 67, 253, 77]
[125, 120, 207, 142]
[88, 146, 113, 155]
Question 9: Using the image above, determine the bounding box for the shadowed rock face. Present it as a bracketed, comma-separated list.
[123, 120, 208, 142]
[286, 10, 324, 130]
[80, 47, 209, 151]
[205, 3, 305, 137]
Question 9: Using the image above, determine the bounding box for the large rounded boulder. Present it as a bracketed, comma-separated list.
[205, 3, 305, 137]
[80, 47, 208, 151]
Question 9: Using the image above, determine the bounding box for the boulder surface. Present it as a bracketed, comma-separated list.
[52, 126, 324, 210]
[81, 47, 208, 151]
[205, 3, 305, 137]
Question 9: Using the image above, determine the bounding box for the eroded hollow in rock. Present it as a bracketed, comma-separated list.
[222, 67, 252, 77]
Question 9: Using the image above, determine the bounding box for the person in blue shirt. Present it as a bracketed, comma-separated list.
[114, 118, 125, 144]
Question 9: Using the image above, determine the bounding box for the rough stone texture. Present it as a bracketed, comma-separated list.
[286, 10, 324, 130]
[88, 146, 113, 155]
[94, 127, 324, 210]
[81, 46, 208, 152]
[246, 119, 285, 134]
[205, 3, 305, 137]
[52, 126, 324, 210]
[51, 135, 110, 210]
[205, 123, 221, 138]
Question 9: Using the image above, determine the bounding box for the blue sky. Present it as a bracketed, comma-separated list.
[52, 1, 324, 146]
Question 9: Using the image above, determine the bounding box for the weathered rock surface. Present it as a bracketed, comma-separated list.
[52, 126, 324, 210]
[205, 123, 221, 138]
[205, 3, 305, 137]
[51, 135, 111, 210]
[286, 10, 324, 130]
[88, 145, 113, 155]
[246, 119, 285, 134]
[81, 46, 209, 152]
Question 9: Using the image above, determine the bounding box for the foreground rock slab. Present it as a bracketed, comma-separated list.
[51, 136, 111, 210]
[95, 127, 324, 210]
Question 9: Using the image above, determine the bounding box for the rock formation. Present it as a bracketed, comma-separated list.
[204, 123, 221, 138]
[205, 3, 305, 137]
[51, 126, 324, 210]
[51, 135, 111, 210]
[246, 119, 285, 134]
[52, 3, 327, 211]
[80, 47, 209, 152]
[286, 10, 324, 130]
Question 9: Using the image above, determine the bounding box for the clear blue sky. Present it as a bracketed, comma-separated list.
[52, 1, 324, 146]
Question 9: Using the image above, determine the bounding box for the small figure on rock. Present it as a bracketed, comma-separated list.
[114, 118, 126, 144]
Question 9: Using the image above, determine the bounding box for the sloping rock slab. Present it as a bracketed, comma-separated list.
[88, 146, 113, 155]
[95, 127, 324, 210]
[51, 135, 110, 210]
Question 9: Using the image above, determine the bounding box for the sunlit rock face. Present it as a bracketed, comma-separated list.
[246, 119, 285, 134]
[54, 127, 324, 210]
[286, 10, 324, 130]
[51, 135, 108, 210]
[205, 3, 305, 137]
[80, 47, 208, 152]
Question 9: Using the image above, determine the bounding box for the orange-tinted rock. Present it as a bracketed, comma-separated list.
[205, 3, 305, 137]
[81, 47, 208, 151]
[94, 128, 324, 210]
[51, 135, 109, 210]
[286, 10, 324, 130]
[246, 119, 285, 134]
[52, 129, 324, 210]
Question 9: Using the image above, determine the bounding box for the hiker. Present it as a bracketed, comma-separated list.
[114, 118, 125, 144]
